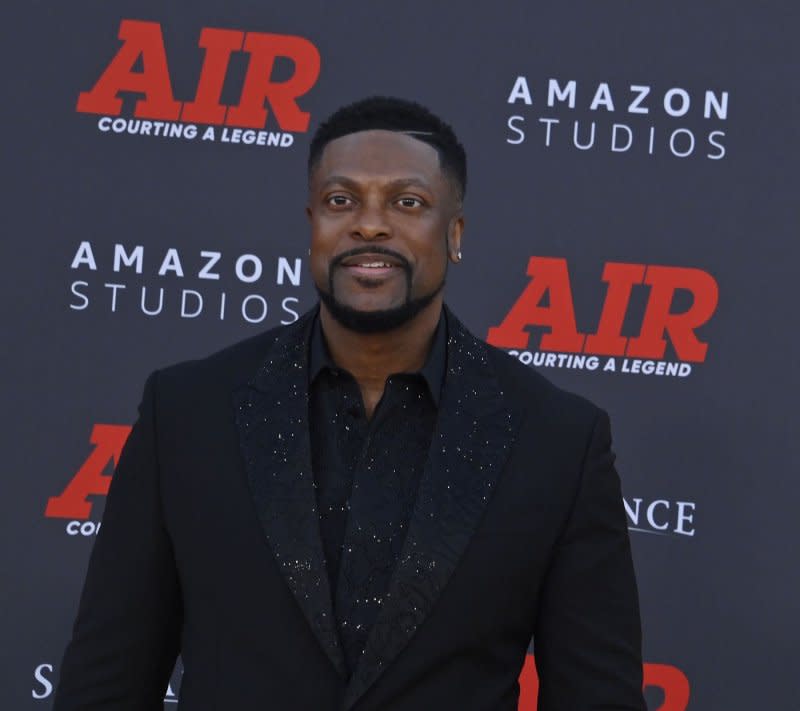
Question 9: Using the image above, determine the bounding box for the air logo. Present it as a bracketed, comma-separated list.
[77, 19, 320, 132]
[487, 257, 719, 377]
[45, 424, 131, 535]
[519, 656, 690, 710]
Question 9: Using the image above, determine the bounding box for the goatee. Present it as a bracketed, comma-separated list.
[316, 280, 445, 334]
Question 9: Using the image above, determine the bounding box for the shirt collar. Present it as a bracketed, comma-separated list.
[309, 308, 447, 407]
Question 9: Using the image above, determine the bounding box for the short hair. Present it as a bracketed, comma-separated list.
[307, 96, 467, 199]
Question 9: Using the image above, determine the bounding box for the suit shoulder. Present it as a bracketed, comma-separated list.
[155, 317, 305, 393]
[485, 343, 602, 427]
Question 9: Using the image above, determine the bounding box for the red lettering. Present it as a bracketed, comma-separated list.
[626, 265, 718, 362]
[489, 258, 718, 362]
[518, 654, 690, 710]
[517, 654, 539, 710]
[225, 32, 321, 130]
[78, 21, 321, 130]
[643, 663, 691, 711]
[45, 424, 131, 520]
[76, 20, 181, 120]
[180, 28, 244, 125]
[486, 257, 585, 352]
[584, 262, 646, 355]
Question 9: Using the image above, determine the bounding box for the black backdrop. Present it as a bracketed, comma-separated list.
[4, 2, 799, 709]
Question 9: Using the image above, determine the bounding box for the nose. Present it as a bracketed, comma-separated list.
[351, 200, 391, 241]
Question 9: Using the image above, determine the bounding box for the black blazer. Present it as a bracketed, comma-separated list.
[55, 307, 645, 711]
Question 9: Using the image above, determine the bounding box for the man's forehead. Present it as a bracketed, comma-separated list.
[311, 129, 445, 187]
[317, 130, 441, 167]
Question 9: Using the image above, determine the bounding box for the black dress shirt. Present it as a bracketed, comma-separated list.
[308, 312, 446, 673]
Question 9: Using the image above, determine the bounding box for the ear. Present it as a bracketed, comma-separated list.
[447, 214, 465, 263]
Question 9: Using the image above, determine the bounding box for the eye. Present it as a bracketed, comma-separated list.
[326, 194, 353, 208]
[396, 196, 424, 209]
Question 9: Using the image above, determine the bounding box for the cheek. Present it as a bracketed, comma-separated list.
[308, 232, 331, 286]
[310, 213, 355, 255]
[409, 233, 449, 284]
[309, 222, 336, 262]
[415, 221, 450, 257]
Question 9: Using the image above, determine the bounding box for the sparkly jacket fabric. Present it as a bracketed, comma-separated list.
[54, 306, 645, 711]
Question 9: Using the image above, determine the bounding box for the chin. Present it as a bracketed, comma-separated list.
[345, 298, 404, 314]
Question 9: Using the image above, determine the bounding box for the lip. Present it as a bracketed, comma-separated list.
[336, 252, 405, 281]
[339, 252, 405, 268]
[342, 263, 399, 280]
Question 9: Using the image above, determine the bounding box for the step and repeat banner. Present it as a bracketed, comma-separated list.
[4, 1, 798, 709]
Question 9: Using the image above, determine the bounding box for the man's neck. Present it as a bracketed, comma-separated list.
[319, 299, 443, 416]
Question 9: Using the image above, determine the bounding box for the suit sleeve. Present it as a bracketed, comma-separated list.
[54, 371, 182, 710]
[534, 409, 645, 711]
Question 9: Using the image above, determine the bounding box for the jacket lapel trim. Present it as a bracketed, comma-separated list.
[343, 308, 523, 709]
[232, 308, 347, 677]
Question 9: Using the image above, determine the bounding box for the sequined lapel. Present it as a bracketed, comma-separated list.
[232, 309, 347, 677]
[342, 308, 523, 709]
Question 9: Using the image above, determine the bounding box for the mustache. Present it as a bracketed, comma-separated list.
[329, 246, 411, 273]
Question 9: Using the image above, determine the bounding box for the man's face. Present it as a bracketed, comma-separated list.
[307, 130, 463, 331]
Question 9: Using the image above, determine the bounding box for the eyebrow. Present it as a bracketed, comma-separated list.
[319, 175, 434, 192]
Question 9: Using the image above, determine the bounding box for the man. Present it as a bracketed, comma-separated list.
[55, 97, 645, 710]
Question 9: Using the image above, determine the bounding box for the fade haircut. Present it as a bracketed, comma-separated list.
[307, 96, 467, 200]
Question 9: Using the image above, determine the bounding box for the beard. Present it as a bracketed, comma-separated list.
[316, 247, 446, 334]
